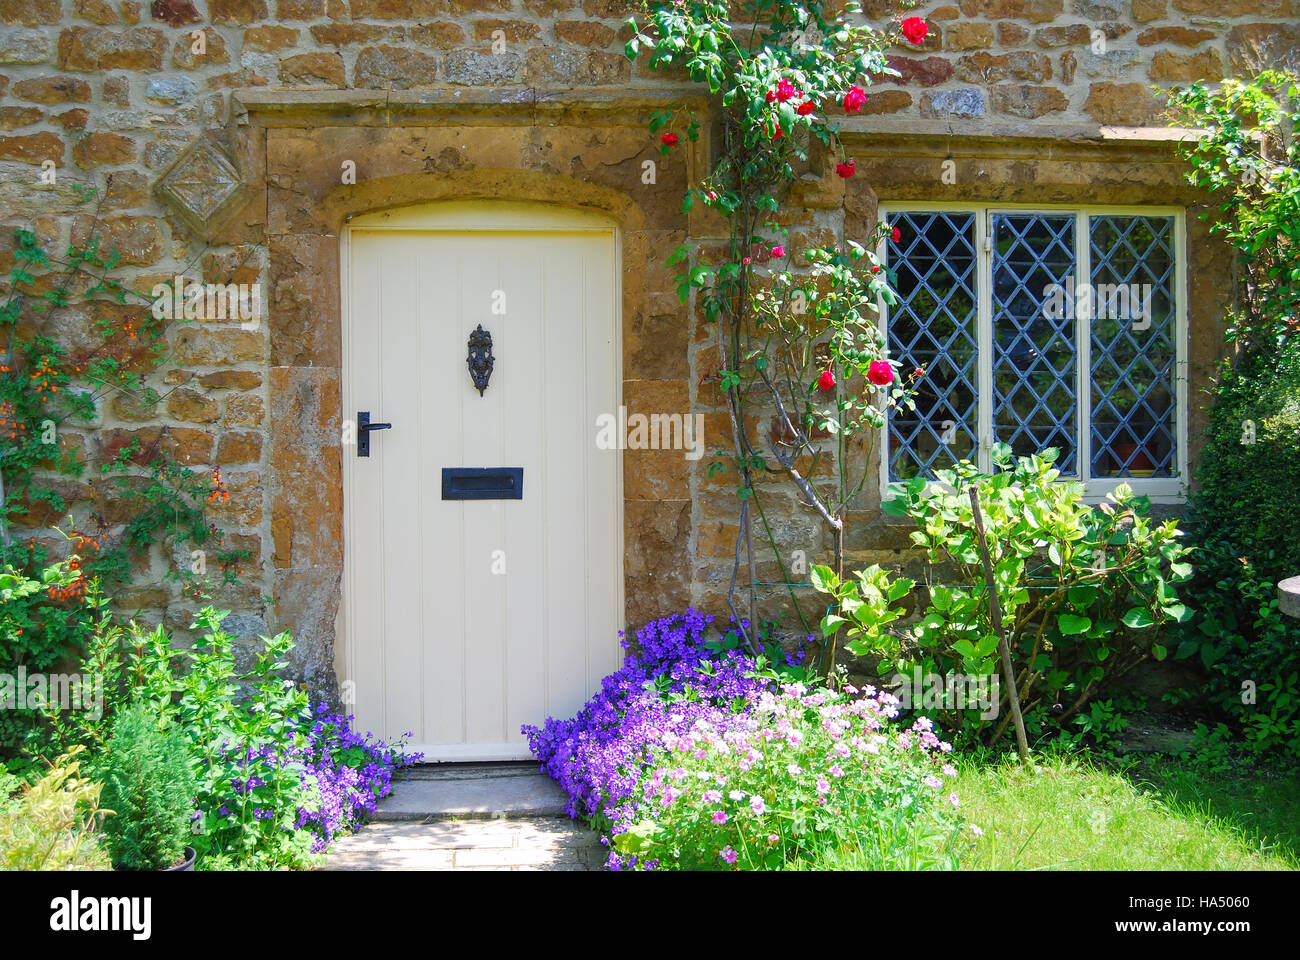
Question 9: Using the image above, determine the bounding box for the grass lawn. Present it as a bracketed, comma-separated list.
[955, 750, 1300, 870]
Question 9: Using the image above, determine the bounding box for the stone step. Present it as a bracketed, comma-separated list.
[377, 766, 570, 820]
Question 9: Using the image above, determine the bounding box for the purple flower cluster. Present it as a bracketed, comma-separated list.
[522, 609, 766, 832]
[290, 703, 424, 852]
[201, 704, 422, 857]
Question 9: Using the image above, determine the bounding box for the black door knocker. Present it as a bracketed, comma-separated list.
[467, 324, 494, 396]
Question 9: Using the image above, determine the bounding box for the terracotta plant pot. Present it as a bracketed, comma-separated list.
[1111, 441, 1155, 476]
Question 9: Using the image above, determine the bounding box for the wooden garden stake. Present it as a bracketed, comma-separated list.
[968, 485, 1031, 764]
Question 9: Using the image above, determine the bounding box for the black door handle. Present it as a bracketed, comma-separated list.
[357, 411, 392, 457]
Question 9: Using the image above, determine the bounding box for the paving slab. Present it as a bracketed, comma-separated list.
[322, 817, 603, 871]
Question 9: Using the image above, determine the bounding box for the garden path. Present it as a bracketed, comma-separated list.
[322, 762, 603, 871]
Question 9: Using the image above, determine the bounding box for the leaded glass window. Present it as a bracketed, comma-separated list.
[887, 212, 978, 480]
[882, 206, 1184, 496]
[1089, 215, 1177, 479]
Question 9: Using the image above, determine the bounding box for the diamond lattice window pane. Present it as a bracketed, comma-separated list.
[886, 212, 979, 481]
[1089, 215, 1177, 479]
[992, 213, 1078, 473]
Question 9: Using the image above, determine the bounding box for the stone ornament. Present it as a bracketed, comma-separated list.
[154, 136, 247, 241]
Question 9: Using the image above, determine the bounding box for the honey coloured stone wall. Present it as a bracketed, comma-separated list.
[0, 1, 1293, 696]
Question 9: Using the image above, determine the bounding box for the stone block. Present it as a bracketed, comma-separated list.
[57, 26, 165, 70]
[12, 76, 92, 103]
[354, 45, 439, 89]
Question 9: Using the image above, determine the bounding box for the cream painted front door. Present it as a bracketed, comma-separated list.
[342, 202, 622, 761]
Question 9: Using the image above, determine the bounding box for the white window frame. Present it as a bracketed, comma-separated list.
[877, 202, 1189, 504]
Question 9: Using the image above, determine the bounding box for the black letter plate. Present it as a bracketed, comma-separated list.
[441, 467, 524, 500]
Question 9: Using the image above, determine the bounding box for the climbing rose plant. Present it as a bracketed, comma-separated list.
[626, 2, 928, 657]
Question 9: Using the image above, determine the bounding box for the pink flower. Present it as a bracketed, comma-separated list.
[942, 764, 957, 777]
[711, 810, 729, 825]
[767, 833, 779, 845]
[867, 360, 894, 386]
[775, 78, 800, 103]
[703, 790, 721, 803]
[816, 777, 830, 795]
[901, 17, 929, 46]
[770, 244, 785, 258]
[835, 159, 856, 179]
[842, 85, 867, 113]
[661, 132, 679, 146]
[829, 764, 845, 778]
[750, 796, 766, 816]
[949, 793, 961, 808]
[720, 846, 739, 865]
[923, 775, 942, 789]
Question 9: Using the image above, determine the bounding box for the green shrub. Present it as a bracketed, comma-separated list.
[0, 747, 111, 871]
[1167, 72, 1300, 761]
[0, 556, 103, 758]
[98, 702, 197, 870]
[46, 608, 321, 869]
[816, 445, 1189, 746]
[1179, 349, 1300, 756]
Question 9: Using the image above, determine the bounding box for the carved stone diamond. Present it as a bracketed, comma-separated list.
[154, 137, 245, 239]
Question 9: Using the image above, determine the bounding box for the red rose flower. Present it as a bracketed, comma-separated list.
[775, 78, 800, 103]
[765, 90, 776, 103]
[661, 133, 679, 146]
[742, 256, 752, 265]
[890, 226, 901, 243]
[867, 360, 894, 386]
[836, 159, 855, 178]
[771, 124, 784, 139]
[901, 17, 928, 45]
[817, 369, 835, 391]
[770, 245, 785, 258]
[797, 100, 815, 115]
[842, 85, 867, 113]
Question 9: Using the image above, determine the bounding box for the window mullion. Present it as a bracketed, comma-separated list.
[977, 208, 993, 473]
[1077, 211, 1092, 487]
